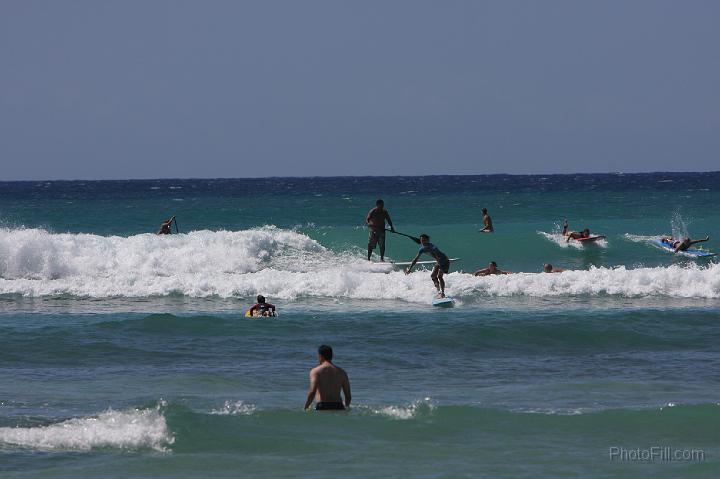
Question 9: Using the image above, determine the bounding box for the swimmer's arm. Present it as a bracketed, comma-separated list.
[474, 269, 488, 276]
[342, 372, 351, 408]
[365, 209, 373, 225]
[304, 371, 318, 410]
[248, 303, 259, 314]
[267, 303, 276, 311]
[405, 253, 422, 274]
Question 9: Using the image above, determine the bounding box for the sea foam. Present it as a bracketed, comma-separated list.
[0, 407, 173, 451]
[370, 398, 436, 420]
[1, 227, 719, 301]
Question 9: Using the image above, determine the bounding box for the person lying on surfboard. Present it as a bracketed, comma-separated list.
[661, 235, 710, 252]
[405, 234, 450, 298]
[562, 219, 590, 242]
[247, 295, 276, 317]
[543, 263, 565, 273]
[474, 261, 512, 276]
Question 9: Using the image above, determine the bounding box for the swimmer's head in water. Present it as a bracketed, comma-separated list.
[482, 208, 488, 214]
[543, 264, 552, 273]
[257, 295, 265, 303]
[318, 344, 333, 362]
[582, 229, 590, 237]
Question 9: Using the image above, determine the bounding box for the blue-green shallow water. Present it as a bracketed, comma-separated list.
[1, 174, 719, 477]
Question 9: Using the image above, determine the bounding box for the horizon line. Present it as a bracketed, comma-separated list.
[2, 170, 719, 183]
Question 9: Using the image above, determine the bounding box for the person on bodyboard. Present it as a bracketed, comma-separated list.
[247, 295, 276, 317]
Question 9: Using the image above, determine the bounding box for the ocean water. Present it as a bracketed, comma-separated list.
[0, 173, 719, 478]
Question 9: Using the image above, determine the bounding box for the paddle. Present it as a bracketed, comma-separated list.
[386, 229, 421, 244]
[173, 216, 179, 234]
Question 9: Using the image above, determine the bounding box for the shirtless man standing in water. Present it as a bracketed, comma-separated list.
[304, 345, 351, 411]
[479, 208, 493, 233]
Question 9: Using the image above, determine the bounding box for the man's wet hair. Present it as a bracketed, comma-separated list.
[376, 199, 384, 206]
[482, 208, 488, 214]
[419, 233, 430, 241]
[257, 295, 265, 303]
[543, 264, 552, 272]
[318, 344, 333, 361]
[490, 261, 498, 267]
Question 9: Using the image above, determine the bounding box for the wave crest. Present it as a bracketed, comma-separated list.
[0, 407, 173, 451]
[1, 227, 719, 301]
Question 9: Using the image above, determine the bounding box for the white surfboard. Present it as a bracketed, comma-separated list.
[390, 258, 461, 267]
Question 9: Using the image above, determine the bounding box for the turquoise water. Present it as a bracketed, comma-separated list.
[1, 174, 719, 477]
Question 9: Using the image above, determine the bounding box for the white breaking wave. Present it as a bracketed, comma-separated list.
[449, 265, 720, 299]
[0, 227, 719, 301]
[537, 231, 608, 249]
[370, 398, 436, 420]
[0, 407, 173, 451]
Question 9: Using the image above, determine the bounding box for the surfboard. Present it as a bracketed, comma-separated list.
[390, 258, 461, 267]
[575, 235, 605, 243]
[432, 296, 455, 307]
[245, 310, 278, 317]
[651, 239, 716, 258]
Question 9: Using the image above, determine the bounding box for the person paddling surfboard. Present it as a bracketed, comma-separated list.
[660, 235, 710, 252]
[474, 261, 512, 276]
[405, 234, 450, 298]
[562, 218, 592, 242]
[157, 216, 177, 235]
[246, 295, 276, 317]
[366, 199, 395, 262]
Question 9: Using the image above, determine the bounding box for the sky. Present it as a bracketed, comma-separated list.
[1, 0, 719, 180]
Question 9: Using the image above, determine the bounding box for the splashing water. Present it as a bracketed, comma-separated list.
[671, 210, 690, 240]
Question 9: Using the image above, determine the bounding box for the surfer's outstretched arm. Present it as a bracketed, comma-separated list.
[405, 253, 422, 274]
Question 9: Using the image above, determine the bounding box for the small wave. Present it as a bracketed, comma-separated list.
[210, 401, 257, 416]
[0, 406, 173, 451]
[623, 233, 661, 243]
[369, 398, 436, 420]
[537, 231, 584, 249]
